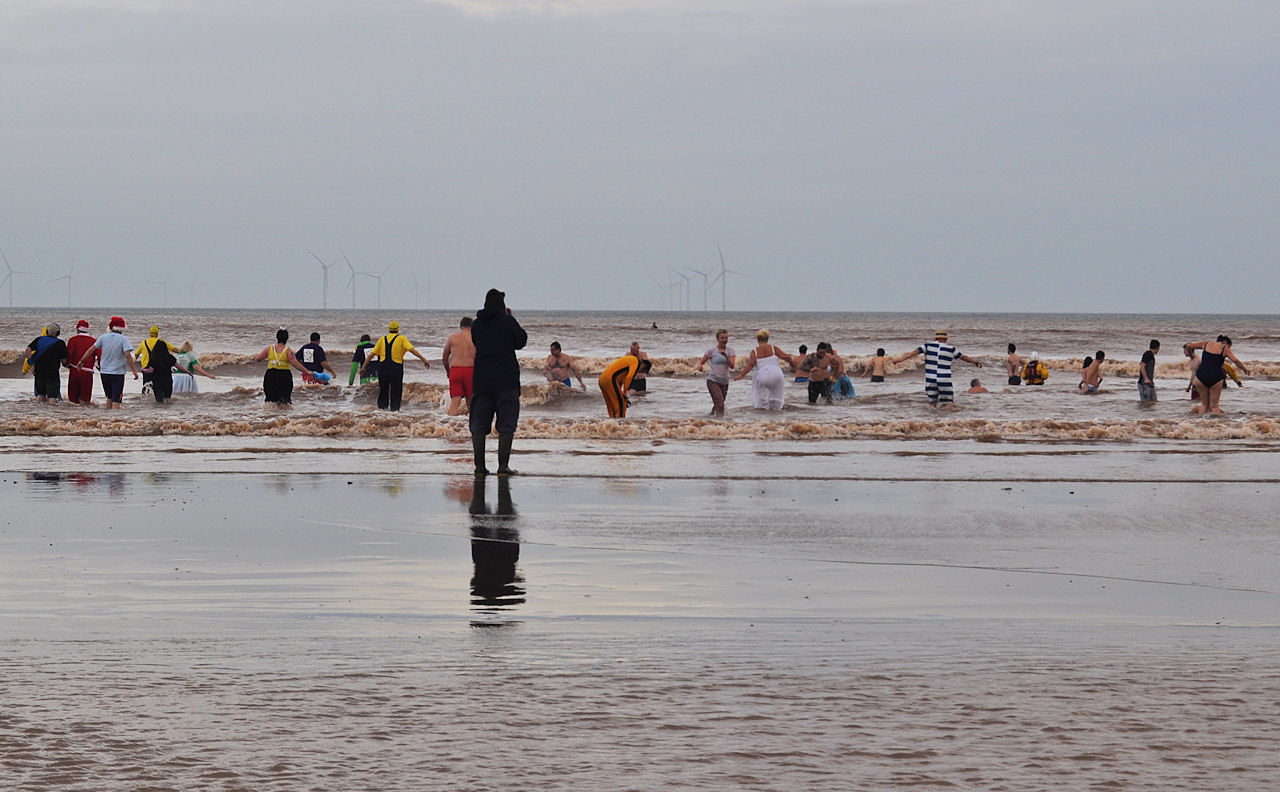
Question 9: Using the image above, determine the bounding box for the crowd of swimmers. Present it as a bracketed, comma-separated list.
[23, 317, 217, 409]
[21, 310, 1254, 422]
[680, 328, 1252, 416]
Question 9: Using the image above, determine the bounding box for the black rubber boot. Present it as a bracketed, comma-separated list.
[497, 432, 516, 476]
[472, 432, 489, 476]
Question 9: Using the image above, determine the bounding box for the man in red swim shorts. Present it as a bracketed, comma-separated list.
[442, 316, 475, 416]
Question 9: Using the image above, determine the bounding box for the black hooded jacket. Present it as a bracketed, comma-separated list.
[471, 293, 528, 393]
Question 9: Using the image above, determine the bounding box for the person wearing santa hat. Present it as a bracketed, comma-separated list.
[65, 319, 98, 404]
[78, 316, 140, 408]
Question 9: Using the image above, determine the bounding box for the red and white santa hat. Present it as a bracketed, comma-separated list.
[76, 319, 90, 332]
[109, 316, 126, 329]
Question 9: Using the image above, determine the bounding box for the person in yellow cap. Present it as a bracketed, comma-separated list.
[135, 325, 169, 395]
[359, 320, 431, 411]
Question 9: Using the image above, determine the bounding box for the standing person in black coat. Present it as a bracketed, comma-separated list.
[469, 289, 527, 476]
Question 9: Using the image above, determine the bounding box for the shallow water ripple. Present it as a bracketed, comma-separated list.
[2, 626, 1277, 791]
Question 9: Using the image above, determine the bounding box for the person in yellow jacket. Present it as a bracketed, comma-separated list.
[359, 321, 431, 411]
[135, 325, 169, 394]
[598, 354, 652, 418]
[1021, 352, 1048, 385]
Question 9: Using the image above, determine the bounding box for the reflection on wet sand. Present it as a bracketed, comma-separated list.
[25, 470, 128, 497]
[467, 476, 525, 616]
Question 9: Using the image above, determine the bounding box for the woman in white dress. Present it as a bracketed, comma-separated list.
[172, 341, 217, 394]
[734, 329, 794, 410]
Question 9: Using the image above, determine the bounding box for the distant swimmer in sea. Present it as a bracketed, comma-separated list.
[543, 341, 586, 391]
[1079, 351, 1105, 394]
[470, 289, 527, 476]
[65, 320, 98, 405]
[442, 317, 476, 416]
[255, 327, 311, 407]
[966, 378, 989, 394]
[27, 322, 67, 403]
[1185, 335, 1249, 415]
[1021, 351, 1048, 385]
[791, 345, 809, 382]
[172, 341, 216, 395]
[865, 348, 889, 383]
[1137, 339, 1160, 404]
[1006, 343, 1026, 386]
[296, 332, 336, 384]
[79, 316, 140, 409]
[361, 321, 431, 412]
[627, 341, 650, 395]
[893, 330, 983, 407]
[349, 334, 376, 386]
[599, 354, 652, 418]
[733, 329, 794, 411]
[696, 330, 735, 417]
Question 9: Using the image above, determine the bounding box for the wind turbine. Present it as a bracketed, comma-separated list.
[341, 252, 358, 309]
[665, 272, 686, 309]
[671, 269, 692, 311]
[362, 264, 391, 310]
[710, 243, 746, 312]
[48, 258, 75, 307]
[0, 249, 29, 307]
[308, 250, 335, 310]
[648, 276, 670, 311]
[159, 273, 170, 308]
[185, 282, 195, 308]
[684, 266, 711, 311]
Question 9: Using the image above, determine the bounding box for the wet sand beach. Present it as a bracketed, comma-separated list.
[2, 441, 1278, 790]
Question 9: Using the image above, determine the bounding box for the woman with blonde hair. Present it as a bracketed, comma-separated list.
[734, 329, 794, 411]
[172, 341, 217, 395]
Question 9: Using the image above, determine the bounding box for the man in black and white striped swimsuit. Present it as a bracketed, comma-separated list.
[893, 330, 984, 406]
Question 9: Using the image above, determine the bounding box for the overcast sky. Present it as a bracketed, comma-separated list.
[2, 0, 1277, 312]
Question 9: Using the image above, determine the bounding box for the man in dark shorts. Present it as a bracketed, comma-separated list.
[1006, 343, 1026, 386]
[79, 316, 140, 408]
[27, 322, 68, 403]
[806, 344, 834, 404]
[627, 341, 649, 394]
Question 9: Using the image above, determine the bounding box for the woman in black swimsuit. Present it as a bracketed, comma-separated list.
[1185, 335, 1249, 414]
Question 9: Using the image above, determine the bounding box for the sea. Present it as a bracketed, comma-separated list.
[2, 308, 1279, 449]
[2, 308, 1278, 790]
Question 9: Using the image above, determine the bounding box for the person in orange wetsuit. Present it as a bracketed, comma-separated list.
[598, 355, 652, 418]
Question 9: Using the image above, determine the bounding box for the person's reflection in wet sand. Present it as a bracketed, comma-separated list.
[469, 475, 525, 613]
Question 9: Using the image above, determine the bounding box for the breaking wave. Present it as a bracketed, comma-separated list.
[3, 348, 1277, 380]
[4, 414, 1278, 441]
